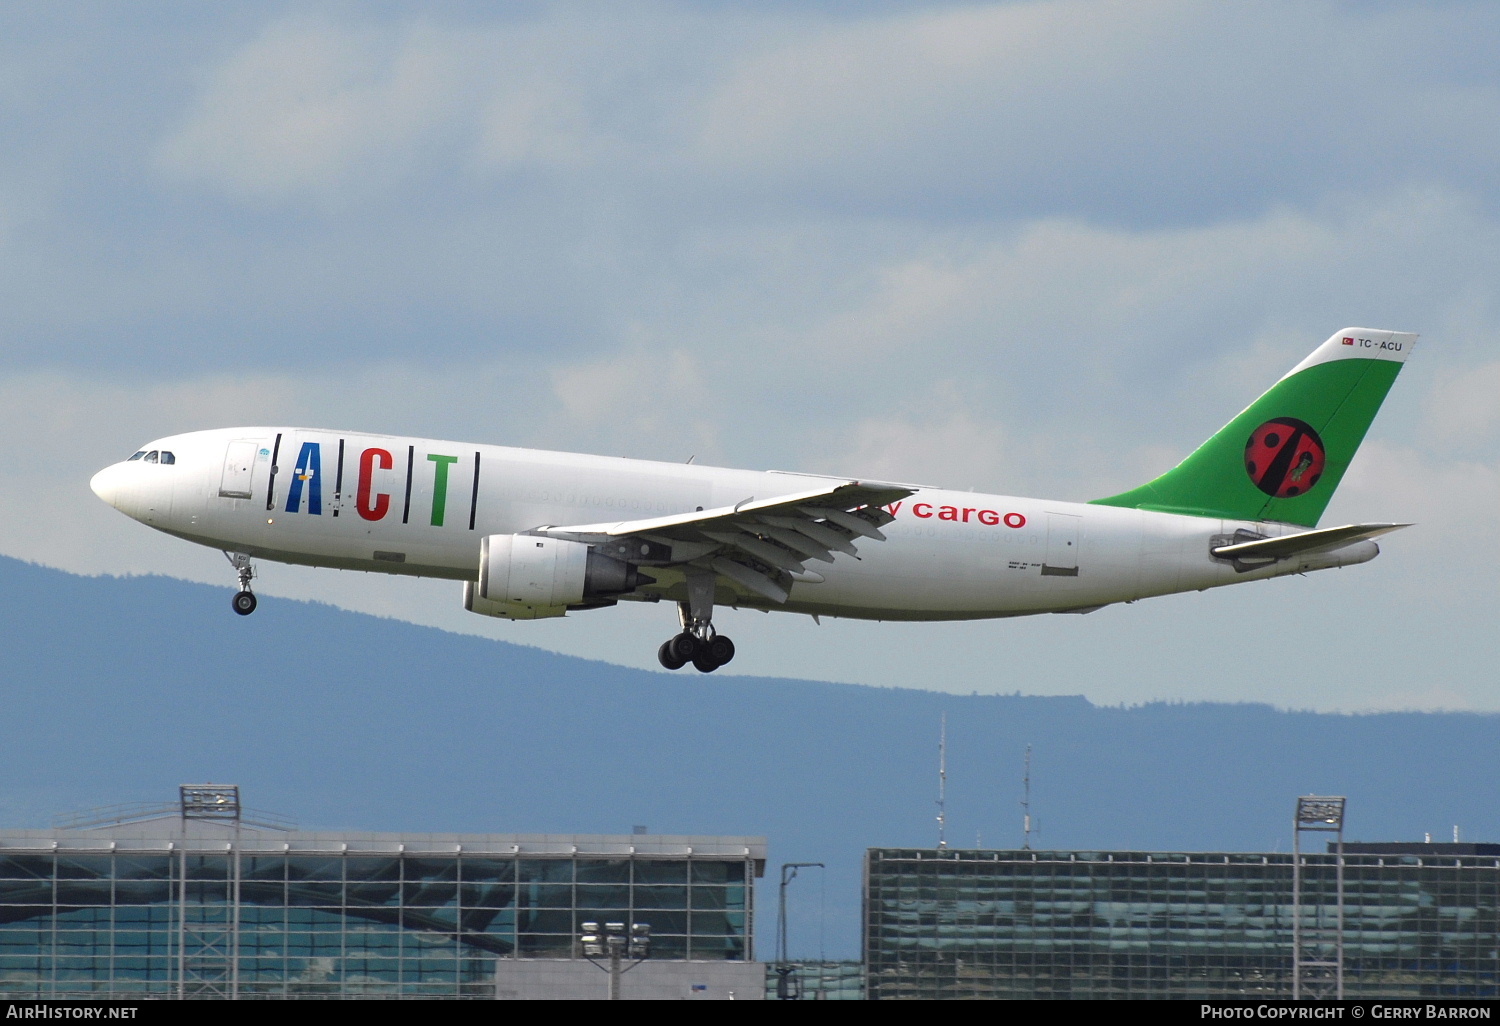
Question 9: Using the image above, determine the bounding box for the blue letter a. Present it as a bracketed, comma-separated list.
[284, 442, 322, 515]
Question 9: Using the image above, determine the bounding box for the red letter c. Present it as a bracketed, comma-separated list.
[357, 448, 393, 521]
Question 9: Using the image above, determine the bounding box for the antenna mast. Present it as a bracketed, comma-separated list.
[1021, 744, 1033, 850]
[936, 713, 948, 850]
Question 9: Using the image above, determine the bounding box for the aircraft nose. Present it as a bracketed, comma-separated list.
[90, 463, 130, 510]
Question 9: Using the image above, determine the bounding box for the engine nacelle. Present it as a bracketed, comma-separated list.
[465, 534, 652, 620]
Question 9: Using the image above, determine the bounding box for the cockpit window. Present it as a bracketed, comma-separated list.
[159, 451, 175, 465]
[127, 451, 146, 461]
[145, 451, 159, 464]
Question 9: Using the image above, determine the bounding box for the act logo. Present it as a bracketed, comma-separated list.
[1244, 417, 1326, 498]
[283, 441, 463, 526]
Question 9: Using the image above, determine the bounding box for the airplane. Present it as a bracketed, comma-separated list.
[91, 327, 1416, 673]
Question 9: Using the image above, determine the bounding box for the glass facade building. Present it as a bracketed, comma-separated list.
[865, 845, 1500, 1000]
[0, 820, 763, 999]
[765, 960, 865, 1000]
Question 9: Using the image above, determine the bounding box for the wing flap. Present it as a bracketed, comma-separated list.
[756, 515, 859, 556]
[709, 556, 789, 603]
[804, 505, 888, 541]
[757, 525, 835, 563]
[701, 529, 807, 573]
[539, 478, 913, 604]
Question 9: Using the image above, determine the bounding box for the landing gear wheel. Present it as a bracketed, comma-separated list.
[669, 575, 728, 673]
[670, 632, 699, 663]
[225, 552, 258, 617]
[657, 639, 687, 670]
[708, 635, 735, 666]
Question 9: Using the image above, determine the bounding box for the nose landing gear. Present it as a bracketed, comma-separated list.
[225, 551, 257, 616]
[656, 570, 735, 673]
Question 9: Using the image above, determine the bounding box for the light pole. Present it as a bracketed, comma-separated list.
[774, 862, 824, 1000]
[580, 920, 651, 1000]
[1292, 795, 1345, 1000]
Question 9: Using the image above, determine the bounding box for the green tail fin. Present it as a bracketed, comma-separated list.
[1091, 328, 1418, 527]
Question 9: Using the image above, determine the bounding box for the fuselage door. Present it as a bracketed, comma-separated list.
[219, 440, 260, 499]
[1041, 512, 1080, 577]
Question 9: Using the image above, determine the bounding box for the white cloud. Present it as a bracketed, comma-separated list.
[837, 389, 1010, 490]
[695, 0, 1149, 171]
[689, 188, 1495, 486]
[149, 8, 742, 204]
[1426, 359, 1500, 449]
[154, 15, 606, 202]
[474, 78, 589, 171]
[1338, 440, 1500, 569]
[157, 18, 435, 200]
[690, 1, 1500, 219]
[549, 345, 722, 457]
[151, 2, 1500, 220]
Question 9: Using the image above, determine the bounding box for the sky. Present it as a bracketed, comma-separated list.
[3, 0, 1498, 712]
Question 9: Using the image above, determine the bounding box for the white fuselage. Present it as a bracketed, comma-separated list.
[90, 426, 1375, 622]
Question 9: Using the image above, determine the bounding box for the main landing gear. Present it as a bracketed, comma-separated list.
[225, 551, 257, 616]
[657, 569, 735, 673]
[658, 630, 735, 673]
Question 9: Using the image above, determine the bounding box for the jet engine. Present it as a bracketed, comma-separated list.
[464, 534, 652, 620]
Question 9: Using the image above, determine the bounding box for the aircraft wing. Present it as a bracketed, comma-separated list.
[1211, 523, 1411, 564]
[539, 480, 915, 604]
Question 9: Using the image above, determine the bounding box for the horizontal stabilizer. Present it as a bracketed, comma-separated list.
[1211, 523, 1411, 562]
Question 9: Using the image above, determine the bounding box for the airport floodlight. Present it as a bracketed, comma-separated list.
[179, 785, 241, 822]
[581, 923, 605, 958]
[1296, 796, 1346, 828]
[580, 920, 652, 999]
[1292, 795, 1346, 1000]
[629, 923, 651, 959]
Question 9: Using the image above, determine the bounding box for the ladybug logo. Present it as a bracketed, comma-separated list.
[1244, 417, 1326, 498]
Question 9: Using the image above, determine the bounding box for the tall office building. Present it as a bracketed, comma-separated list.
[865, 845, 1500, 1000]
